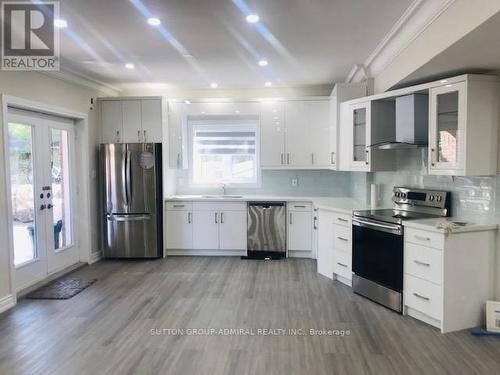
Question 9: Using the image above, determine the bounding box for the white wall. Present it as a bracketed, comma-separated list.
[0, 71, 105, 301]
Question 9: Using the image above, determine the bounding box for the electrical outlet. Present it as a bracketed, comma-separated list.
[291, 177, 299, 187]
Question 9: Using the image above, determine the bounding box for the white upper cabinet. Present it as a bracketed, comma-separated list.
[122, 100, 142, 143]
[284, 101, 311, 167]
[429, 77, 499, 176]
[100, 100, 123, 143]
[339, 100, 396, 172]
[99, 97, 163, 144]
[260, 102, 285, 167]
[141, 99, 163, 143]
[309, 101, 331, 167]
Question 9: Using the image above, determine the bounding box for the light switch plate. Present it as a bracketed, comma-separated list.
[291, 177, 299, 187]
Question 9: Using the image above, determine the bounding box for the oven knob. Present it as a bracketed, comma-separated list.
[402, 193, 407, 199]
[395, 192, 400, 197]
[429, 195, 435, 201]
[436, 196, 442, 202]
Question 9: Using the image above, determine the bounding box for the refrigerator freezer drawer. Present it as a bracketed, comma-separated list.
[105, 214, 159, 258]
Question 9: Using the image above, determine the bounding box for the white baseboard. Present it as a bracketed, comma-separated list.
[406, 307, 441, 330]
[167, 249, 246, 257]
[288, 250, 314, 259]
[89, 251, 102, 264]
[0, 294, 16, 314]
[335, 274, 352, 287]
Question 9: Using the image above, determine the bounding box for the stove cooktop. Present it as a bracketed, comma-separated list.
[352, 209, 442, 225]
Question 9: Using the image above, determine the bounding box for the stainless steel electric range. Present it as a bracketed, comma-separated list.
[351, 187, 451, 313]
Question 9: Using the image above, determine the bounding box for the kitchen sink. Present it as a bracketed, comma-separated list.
[201, 195, 243, 199]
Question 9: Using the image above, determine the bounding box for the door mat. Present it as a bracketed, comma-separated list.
[26, 278, 97, 300]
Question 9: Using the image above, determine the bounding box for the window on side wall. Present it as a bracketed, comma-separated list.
[188, 116, 260, 187]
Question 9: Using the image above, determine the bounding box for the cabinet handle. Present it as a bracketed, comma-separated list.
[311, 153, 314, 165]
[143, 130, 147, 142]
[289, 212, 293, 225]
[215, 212, 218, 224]
[173, 204, 185, 208]
[137, 130, 141, 142]
[116, 130, 120, 142]
[337, 262, 348, 268]
[337, 237, 348, 242]
[280, 153, 284, 165]
[313, 216, 318, 230]
[337, 218, 348, 223]
[413, 292, 430, 301]
[294, 205, 306, 208]
[330, 152, 335, 165]
[187, 212, 192, 224]
[414, 235, 431, 242]
[414, 260, 430, 267]
[220, 212, 224, 224]
[287, 153, 290, 165]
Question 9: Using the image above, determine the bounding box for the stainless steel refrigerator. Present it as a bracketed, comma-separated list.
[100, 143, 163, 258]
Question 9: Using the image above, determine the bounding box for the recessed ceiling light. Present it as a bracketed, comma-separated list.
[440, 79, 448, 83]
[54, 19, 68, 28]
[147, 17, 161, 26]
[246, 14, 259, 23]
[265, 81, 272, 87]
[125, 63, 135, 69]
[210, 82, 218, 88]
[258, 59, 268, 67]
[184, 100, 191, 104]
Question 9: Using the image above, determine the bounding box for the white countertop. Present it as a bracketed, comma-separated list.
[165, 195, 367, 214]
[403, 217, 499, 234]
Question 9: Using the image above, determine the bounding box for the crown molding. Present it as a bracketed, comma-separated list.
[42, 68, 121, 96]
[346, 0, 456, 83]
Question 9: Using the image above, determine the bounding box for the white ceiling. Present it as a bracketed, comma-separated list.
[58, 0, 413, 90]
[395, 11, 500, 88]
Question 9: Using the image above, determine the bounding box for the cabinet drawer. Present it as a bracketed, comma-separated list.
[288, 202, 312, 211]
[166, 201, 193, 211]
[404, 274, 442, 321]
[405, 242, 442, 285]
[405, 228, 444, 249]
[333, 250, 352, 280]
[193, 201, 246, 211]
[334, 225, 351, 251]
[333, 212, 351, 227]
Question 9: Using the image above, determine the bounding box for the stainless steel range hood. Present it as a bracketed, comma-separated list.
[376, 94, 429, 150]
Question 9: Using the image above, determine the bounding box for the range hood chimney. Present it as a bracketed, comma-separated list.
[377, 94, 429, 150]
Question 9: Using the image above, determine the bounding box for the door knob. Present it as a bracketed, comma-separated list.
[47, 204, 53, 209]
[40, 204, 46, 210]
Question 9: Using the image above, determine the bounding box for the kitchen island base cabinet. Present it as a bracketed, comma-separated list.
[403, 226, 496, 333]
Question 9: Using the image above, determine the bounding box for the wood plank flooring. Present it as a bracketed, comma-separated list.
[0, 257, 499, 375]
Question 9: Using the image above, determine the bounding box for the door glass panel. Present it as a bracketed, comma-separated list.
[436, 91, 458, 163]
[8, 123, 36, 266]
[353, 108, 366, 162]
[50, 128, 72, 249]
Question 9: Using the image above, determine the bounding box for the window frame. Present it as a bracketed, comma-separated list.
[187, 115, 261, 188]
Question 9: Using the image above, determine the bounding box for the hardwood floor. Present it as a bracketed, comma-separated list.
[0, 257, 499, 375]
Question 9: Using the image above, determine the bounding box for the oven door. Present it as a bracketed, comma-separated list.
[352, 218, 403, 292]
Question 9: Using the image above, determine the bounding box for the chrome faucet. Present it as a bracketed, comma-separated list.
[222, 183, 227, 196]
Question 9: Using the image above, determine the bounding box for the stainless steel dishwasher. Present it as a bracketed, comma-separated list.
[245, 202, 287, 259]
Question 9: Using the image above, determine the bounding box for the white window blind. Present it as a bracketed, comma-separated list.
[189, 117, 259, 185]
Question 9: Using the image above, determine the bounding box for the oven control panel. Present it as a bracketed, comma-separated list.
[392, 187, 449, 209]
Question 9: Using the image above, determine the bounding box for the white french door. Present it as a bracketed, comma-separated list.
[5, 108, 79, 291]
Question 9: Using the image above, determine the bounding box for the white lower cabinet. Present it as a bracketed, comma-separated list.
[166, 201, 247, 254]
[403, 225, 496, 333]
[316, 209, 334, 279]
[287, 202, 313, 257]
[165, 209, 193, 250]
[219, 211, 247, 250]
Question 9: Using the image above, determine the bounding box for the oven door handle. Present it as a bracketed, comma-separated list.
[352, 218, 402, 235]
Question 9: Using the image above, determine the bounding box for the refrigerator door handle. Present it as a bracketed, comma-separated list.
[121, 146, 128, 205]
[125, 146, 132, 206]
[107, 213, 151, 222]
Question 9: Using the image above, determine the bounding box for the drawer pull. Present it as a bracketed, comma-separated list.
[414, 235, 431, 241]
[173, 204, 185, 208]
[337, 262, 348, 268]
[413, 292, 430, 301]
[337, 236, 348, 242]
[293, 205, 306, 208]
[313, 216, 318, 230]
[337, 218, 348, 222]
[414, 260, 430, 267]
[187, 212, 192, 224]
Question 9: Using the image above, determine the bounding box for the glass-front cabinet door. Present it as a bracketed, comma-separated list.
[350, 102, 370, 170]
[429, 82, 466, 174]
